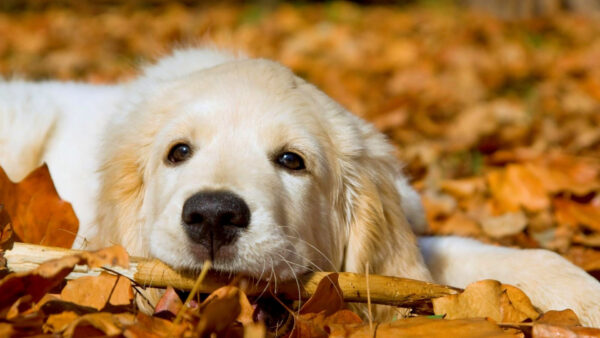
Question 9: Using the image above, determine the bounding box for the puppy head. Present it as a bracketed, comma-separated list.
[96, 54, 430, 283]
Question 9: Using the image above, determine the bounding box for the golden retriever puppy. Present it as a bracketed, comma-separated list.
[1, 48, 599, 326]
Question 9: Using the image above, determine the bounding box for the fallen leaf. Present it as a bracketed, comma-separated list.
[487, 165, 549, 213]
[563, 246, 600, 272]
[0, 205, 14, 250]
[554, 198, 600, 233]
[61, 272, 133, 310]
[44, 311, 78, 333]
[63, 312, 135, 338]
[299, 273, 344, 316]
[532, 323, 600, 338]
[0, 245, 128, 313]
[481, 211, 528, 238]
[194, 286, 254, 336]
[328, 316, 519, 337]
[123, 312, 187, 338]
[537, 309, 581, 326]
[433, 280, 539, 323]
[0, 165, 78, 248]
[154, 286, 183, 319]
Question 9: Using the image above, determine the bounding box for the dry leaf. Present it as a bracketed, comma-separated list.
[0, 205, 14, 250]
[537, 309, 581, 326]
[328, 317, 519, 337]
[554, 198, 600, 233]
[123, 312, 187, 338]
[154, 286, 183, 318]
[481, 211, 528, 238]
[532, 323, 600, 338]
[63, 312, 135, 338]
[0, 245, 128, 313]
[44, 311, 79, 333]
[60, 272, 133, 310]
[194, 286, 254, 336]
[433, 280, 539, 323]
[299, 273, 344, 316]
[487, 165, 549, 213]
[0, 165, 78, 248]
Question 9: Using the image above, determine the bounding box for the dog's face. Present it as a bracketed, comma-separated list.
[97, 56, 427, 285]
[113, 60, 346, 280]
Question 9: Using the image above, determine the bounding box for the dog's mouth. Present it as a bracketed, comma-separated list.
[188, 236, 238, 263]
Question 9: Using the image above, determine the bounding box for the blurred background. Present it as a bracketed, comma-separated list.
[1, 1, 599, 278]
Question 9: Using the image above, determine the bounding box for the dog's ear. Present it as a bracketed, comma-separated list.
[93, 98, 167, 255]
[339, 122, 432, 282]
[94, 124, 148, 255]
[295, 79, 431, 282]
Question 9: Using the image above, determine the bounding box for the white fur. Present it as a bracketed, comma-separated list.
[1, 48, 598, 326]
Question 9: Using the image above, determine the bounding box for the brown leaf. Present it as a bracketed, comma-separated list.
[328, 317, 519, 337]
[480, 211, 528, 238]
[433, 280, 539, 323]
[194, 286, 254, 336]
[63, 312, 135, 338]
[0, 205, 14, 250]
[299, 273, 344, 316]
[123, 312, 186, 338]
[487, 165, 549, 213]
[533, 323, 600, 338]
[44, 311, 79, 333]
[537, 309, 581, 326]
[0, 245, 128, 313]
[0, 165, 78, 248]
[61, 272, 133, 310]
[563, 246, 600, 272]
[154, 286, 183, 318]
[554, 198, 600, 233]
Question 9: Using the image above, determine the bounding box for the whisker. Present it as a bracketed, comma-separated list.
[276, 253, 303, 312]
[279, 248, 323, 273]
[279, 226, 339, 272]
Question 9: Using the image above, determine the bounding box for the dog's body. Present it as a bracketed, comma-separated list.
[1, 49, 599, 325]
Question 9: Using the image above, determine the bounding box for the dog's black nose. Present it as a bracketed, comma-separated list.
[182, 191, 250, 253]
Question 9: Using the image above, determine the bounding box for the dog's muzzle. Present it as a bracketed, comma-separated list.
[181, 190, 250, 256]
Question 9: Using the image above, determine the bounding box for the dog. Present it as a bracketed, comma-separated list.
[1, 48, 599, 326]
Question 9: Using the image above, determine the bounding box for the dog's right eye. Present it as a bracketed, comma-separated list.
[167, 143, 192, 164]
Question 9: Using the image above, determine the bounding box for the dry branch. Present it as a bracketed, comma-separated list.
[4, 242, 460, 307]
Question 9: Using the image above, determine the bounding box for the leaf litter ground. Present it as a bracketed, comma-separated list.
[1, 1, 600, 337]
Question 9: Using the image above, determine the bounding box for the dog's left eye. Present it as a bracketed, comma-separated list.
[277, 152, 305, 171]
[167, 143, 192, 164]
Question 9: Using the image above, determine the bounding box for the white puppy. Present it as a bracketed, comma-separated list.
[1, 48, 599, 326]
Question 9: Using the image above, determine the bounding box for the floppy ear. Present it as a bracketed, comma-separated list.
[341, 125, 432, 283]
[294, 78, 431, 282]
[92, 95, 169, 256]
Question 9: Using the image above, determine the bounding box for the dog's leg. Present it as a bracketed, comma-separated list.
[0, 81, 60, 181]
[419, 236, 600, 327]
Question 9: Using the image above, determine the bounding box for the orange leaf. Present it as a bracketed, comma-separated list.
[154, 286, 183, 318]
[487, 164, 549, 213]
[61, 272, 133, 311]
[537, 309, 581, 326]
[63, 312, 135, 337]
[194, 286, 254, 336]
[433, 280, 539, 323]
[299, 273, 344, 316]
[533, 323, 600, 338]
[0, 245, 128, 312]
[0, 165, 78, 248]
[124, 312, 187, 338]
[554, 198, 600, 232]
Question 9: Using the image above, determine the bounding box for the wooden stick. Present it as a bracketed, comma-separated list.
[4, 242, 461, 306]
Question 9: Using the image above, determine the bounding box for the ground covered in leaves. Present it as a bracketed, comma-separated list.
[1, 1, 600, 337]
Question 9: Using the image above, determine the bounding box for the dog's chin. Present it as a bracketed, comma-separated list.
[150, 237, 309, 282]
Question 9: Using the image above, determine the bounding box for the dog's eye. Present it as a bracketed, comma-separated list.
[167, 143, 192, 164]
[277, 152, 305, 171]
